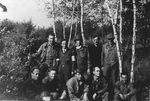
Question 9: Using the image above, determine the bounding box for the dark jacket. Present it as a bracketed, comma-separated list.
[88, 44, 102, 68]
[58, 48, 75, 83]
[73, 46, 91, 71]
[22, 78, 41, 99]
[42, 76, 61, 93]
[86, 75, 108, 100]
[66, 76, 89, 101]
[114, 81, 137, 96]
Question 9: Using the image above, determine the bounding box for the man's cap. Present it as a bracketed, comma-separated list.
[107, 33, 114, 39]
[74, 35, 82, 42]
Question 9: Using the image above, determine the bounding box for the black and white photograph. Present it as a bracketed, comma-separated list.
[0, 0, 149, 101]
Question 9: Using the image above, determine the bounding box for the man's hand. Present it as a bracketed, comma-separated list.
[93, 93, 97, 100]
[83, 93, 88, 101]
[87, 69, 90, 75]
[124, 93, 130, 99]
[119, 93, 125, 99]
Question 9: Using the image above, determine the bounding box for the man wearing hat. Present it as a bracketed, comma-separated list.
[72, 35, 91, 78]
[101, 33, 119, 87]
[88, 34, 102, 74]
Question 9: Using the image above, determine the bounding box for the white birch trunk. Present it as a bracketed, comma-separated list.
[119, 0, 123, 44]
[75, 19, 78, 37]
[52, 0, 57, 40]
[80, 0, 85, 46]
[105, 1, 122, 81]
[68, 0, 75, 47]
[63, 11, 66, 39]
[130, 0, 136, 83]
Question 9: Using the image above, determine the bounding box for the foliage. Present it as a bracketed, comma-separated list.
[0, 0, 150, 100]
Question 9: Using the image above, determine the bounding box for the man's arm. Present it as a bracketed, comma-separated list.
[66, 79, 81, 101]
[96, 77, 108, 95]
[101, 45, 105, 67]
[114, 81, 121, 95]
[32, 44, 43, 58]
[87, 48, 91, 74]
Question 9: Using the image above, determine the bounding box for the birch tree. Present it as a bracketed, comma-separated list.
[130, 0, 136, 83]
[80, 0, 85, 45]
[105, 0, 123, 80]
[68, 0, 76, 47]
[119, 0, 123, 44]
[52, 0, 57, 40]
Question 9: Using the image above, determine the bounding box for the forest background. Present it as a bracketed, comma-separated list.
[0, 0, 149, 100]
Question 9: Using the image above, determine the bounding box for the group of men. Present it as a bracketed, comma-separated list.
[22, 33, 138, 101]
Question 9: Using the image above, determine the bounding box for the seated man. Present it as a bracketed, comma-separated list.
[22, 67, 41, 100]
[114, 73, 137, 101]
[86, 66, 109, 101]
[35, 91, 51, 101]
[66, 68, 89, 101]
[42, 68, 62, 100]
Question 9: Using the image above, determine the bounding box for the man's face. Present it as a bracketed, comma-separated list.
[48, 35, 55, 44]
[93, 67, 100, 77]
[75, 40, 81, 47]
[31, 69, 40, 80]
[75, 72, 82, 81]
[121, 75, 127, 83]
[108, 38, 114, 45]
[61, 40, 67, 48]
[93, 37, 99, 45]
[48, 70, 56, 80]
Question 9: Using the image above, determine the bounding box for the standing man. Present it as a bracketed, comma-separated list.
[101, 33, 119, 86]
[73, 35, 91, 78]
[66, 68, 89, 101]
[114, 73, 137, 101]
[86, 66, 109, 101]
[22, 67, 41, 100]
[32, 33, 59, 79]
[58, 39, 75, 87]
[88, 34, 102, 74]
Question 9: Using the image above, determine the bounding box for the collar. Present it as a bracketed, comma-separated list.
[76, 45, 82, 50]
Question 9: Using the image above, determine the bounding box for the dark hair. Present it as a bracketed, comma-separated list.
[121, 72, 128, 77]
[93, 66, 103, 75]
[74, 68, 84, 75]
[31, 66, 40, 73]
[40, 91, 50, 98]
[92, 34, 99, 39]
[48, 33, 55, 37]
[48, 67, 56, 72]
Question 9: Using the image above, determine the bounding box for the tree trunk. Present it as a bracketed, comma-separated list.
[105, 1, 122, 81]
[130, 0, 136, 83]
[75, 19, 78, 37]
[119, 0, 123, 44]
[52, 0, 57, 40]
[63, 9, 66, 39]
[80, 0, 85, 46]
[68, 0, 75, 47]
